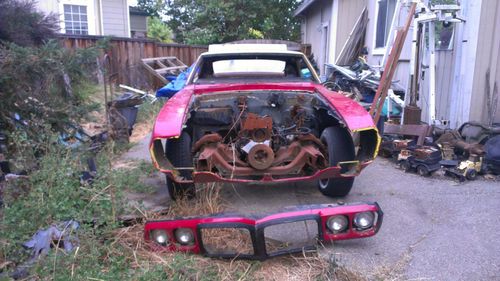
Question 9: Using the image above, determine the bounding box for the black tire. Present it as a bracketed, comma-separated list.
[417, 165, 430, 177]
[465, 169, 477, 180]
[165, 131, 195, 200]
[401, 160, 412, 172]
[317, 127, 355, 197]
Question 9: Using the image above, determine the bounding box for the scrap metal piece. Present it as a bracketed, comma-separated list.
[383, 123, 433, 146]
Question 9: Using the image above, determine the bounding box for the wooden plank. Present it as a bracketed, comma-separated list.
[336, 7, 368, 65]
[141, 60, 168, 84]
[141, 56, 177, 63]
[156, 65, 187, 74]
[370, 3, 417, 125]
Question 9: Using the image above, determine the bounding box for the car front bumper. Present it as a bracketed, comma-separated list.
[144, 202, 383, 260]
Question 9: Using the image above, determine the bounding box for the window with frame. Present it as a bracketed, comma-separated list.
[375, 0, 397, 49]
[63, 4, 88, 35]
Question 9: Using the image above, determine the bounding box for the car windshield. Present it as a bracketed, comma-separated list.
[212, 59, 286, 77]
[190, 53, 317, 84]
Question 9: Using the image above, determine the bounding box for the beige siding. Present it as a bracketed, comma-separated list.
[334, 0, 366, 59]
[130, 15, 147, 32]
[365, 0, 413, 109]
[420, 50, 456, 124]
[470, 0, 500, 124]
[101, 0, 129, 37]
[35, 0, 59, 15]
[300, 0, 333, 75]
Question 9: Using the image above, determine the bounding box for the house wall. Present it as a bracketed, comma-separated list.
[331, 0, 366, 61]
[469, 0, 500, 125]
[300, 0, 333, 75]
[101, 0, 130, 37]
[130, 15, 147, 32]
[418, 0, 499, 128]
[130, 14, 148, 38]
[446, 0, 483, 128]
[364, 0, 412, 100]
[35, 0, 100, 35]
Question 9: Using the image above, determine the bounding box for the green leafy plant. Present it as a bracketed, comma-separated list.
[147, 17, 174, 43]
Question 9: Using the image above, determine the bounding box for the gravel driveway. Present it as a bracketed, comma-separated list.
[125, 137, 500, 280]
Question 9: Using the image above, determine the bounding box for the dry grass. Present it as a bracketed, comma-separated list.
[109, 183, 358, 281]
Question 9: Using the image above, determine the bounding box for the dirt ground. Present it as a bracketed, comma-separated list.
[123, 135, 500, 281]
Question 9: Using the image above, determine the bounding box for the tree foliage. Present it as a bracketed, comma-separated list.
[0, 0, 58, 46]
[0, 0, 100, 157]
[147, 17, 174, 43]
[163, 0, 301, 44]
[137, 0, 166, 17]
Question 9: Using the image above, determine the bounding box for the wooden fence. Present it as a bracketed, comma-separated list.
[59, 35, 208, 89]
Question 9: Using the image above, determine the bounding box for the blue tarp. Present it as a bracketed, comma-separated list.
[156, 66, 192, 98]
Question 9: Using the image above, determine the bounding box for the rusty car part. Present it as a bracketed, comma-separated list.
[394, 139, 413, 150]
[194, 134, 327, 178]
[383, 123, 433, 146]
[247, 144, 275, 170]
[239, 113, 273, 142]
[436, 131, 485, 155]
[439, 142, 455, 160]
[144, 202, 383, 260]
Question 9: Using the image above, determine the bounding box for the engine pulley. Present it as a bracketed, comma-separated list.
[247, 144, 275, 170]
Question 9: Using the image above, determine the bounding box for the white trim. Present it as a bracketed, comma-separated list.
[58, 0, 97, 35]
[329, 0, 339, 63]
[372, 47, 386, 55]
[125, 0, 131, 37]
[321, 23, 330, 75]
[428, 21, 436, 123]
[98, 0, 104, 35]
[381, 0, 401, 66]
[372, 0, 397, 57]
[371, 0, 382, 52]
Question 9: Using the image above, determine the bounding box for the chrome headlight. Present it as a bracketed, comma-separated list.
[150, 229, 168, 246]
[353, 212, 375, 230]
[174, 228, 195, 245]
[326, 215, 349, 233]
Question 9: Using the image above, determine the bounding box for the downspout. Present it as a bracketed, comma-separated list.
[329, 0, 339, 63]
[96, 0, 104, 35]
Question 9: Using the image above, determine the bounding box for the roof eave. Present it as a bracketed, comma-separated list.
[294, 0, 318, 17]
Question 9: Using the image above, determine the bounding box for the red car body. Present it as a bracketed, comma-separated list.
[149, 47, 380, 197]
[150, 83, 379, 181]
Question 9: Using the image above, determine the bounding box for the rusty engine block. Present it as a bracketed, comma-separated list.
[191, 94, 328, 179]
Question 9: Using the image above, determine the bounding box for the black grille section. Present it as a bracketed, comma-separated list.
[200, 227, 254, 256]
[263, 219, 319, 255]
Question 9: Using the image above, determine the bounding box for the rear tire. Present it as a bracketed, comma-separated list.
[317, 127, 355, 197]
[417, 165, 430, 177]
[401, 160, 412, 172]
[465, 169, 477, 180]
[165, 131, 195, 200]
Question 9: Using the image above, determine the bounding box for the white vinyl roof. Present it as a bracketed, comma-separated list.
[205, 44, 302, 55]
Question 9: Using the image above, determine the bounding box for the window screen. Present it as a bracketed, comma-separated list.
[64, 5, 88, 35]
[375, 0, 396, 48]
